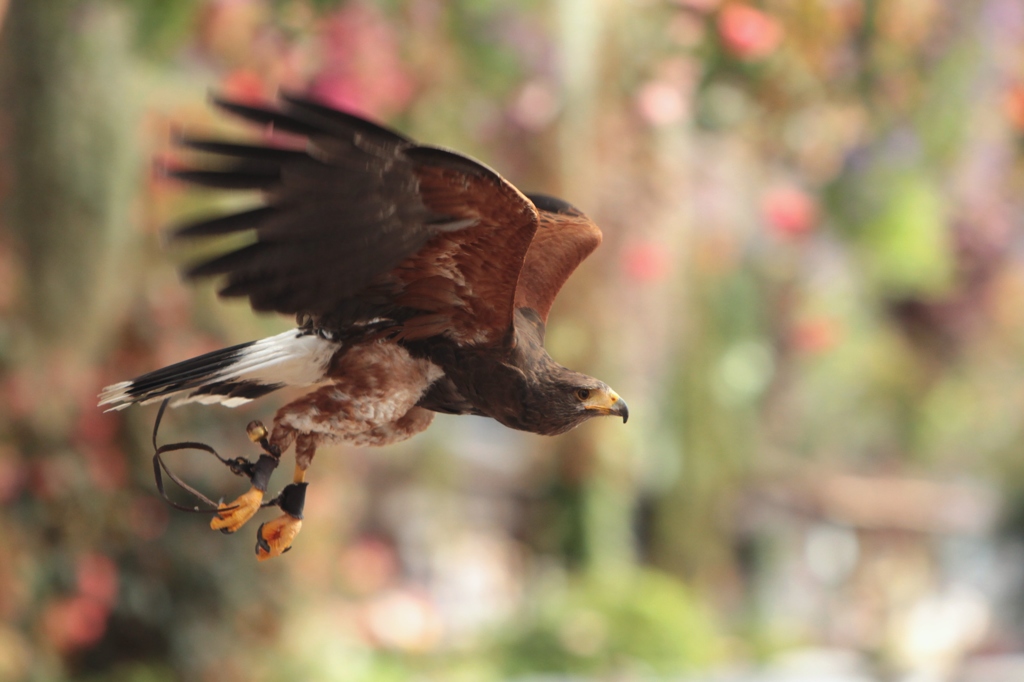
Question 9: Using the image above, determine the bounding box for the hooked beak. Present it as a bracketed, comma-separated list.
[584, 389, 629, 424]
[610, 397, 629, 424]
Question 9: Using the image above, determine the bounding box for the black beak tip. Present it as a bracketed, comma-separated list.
[615, 399, 629, 424]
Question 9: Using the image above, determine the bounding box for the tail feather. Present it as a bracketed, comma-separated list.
[99, 329, 337, 411]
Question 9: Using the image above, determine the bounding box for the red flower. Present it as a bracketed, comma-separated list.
[762, 186, 818, 238]
[718, 4, 783, 60]
[221, 69, 268, 104]
[43, 596, 110, 653]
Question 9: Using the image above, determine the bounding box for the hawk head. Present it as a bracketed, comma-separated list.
[531, 369, 629, 436]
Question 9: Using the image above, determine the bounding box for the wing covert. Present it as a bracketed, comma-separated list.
[514, 194, 603, 323]
[171, 96, 539, 345]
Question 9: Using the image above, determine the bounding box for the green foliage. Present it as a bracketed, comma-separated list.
[501, 569, 722, 676]
[859, 172, 953, 298]
[446, 4, 530, 98]
[124, 0, 202, 58]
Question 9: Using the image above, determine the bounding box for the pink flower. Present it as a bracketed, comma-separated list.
[308, 4, 414, 118]
[622, 241, 672, 283]
[675, 0, 722, 12]
[762, 186, 818, 238]
[636, 58, 697, 126]
[636, 81, 687, 126]
[510, 80, 560, 131]
[77, 554, 119, 606]
[718, 4, 783, 60]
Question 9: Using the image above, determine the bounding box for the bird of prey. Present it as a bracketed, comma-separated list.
[99, 95, 628, 560]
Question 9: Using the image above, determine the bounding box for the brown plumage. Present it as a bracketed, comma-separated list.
[99, 94, 627, 559]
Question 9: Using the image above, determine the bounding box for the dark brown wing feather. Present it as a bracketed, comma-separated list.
[514, 204, 603, 323]
[393, 151, 538, 345]
[171, 95, 539, 344]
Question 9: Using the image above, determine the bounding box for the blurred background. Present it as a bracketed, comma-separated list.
[2, 0, 1024, 680]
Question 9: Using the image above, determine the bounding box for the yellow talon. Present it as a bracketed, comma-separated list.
[210, 486, 264, 533]
[255, 514, 302, 561]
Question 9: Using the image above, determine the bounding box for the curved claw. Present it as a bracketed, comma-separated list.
[254, 482, 307, 560]
[255, 515, 302, 560]
[210, 486, 264, 534]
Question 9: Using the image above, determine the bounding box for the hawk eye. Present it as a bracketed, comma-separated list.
[576, 388, 591, 401]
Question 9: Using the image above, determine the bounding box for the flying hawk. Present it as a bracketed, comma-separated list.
[100, 95, 628, 560]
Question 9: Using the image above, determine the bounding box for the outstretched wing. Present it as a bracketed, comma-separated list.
[514, 194, 603, 324]
[171, 95, 539, 346]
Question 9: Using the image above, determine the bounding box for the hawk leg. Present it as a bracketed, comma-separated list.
[254, 433, 315, 561]
[252, 405, 436, 560]
[210, 421, 281, 534]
